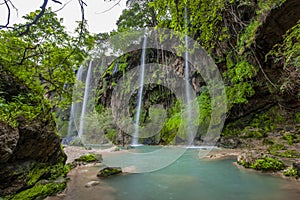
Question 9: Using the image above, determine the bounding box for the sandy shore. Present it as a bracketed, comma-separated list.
[203, 148, 242, 160]
[63, 145, 127, 163]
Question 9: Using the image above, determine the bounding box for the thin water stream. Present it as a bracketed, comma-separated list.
[132, 36, 147, 146]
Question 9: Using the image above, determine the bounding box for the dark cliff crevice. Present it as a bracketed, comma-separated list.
[255, 0, 300, 56]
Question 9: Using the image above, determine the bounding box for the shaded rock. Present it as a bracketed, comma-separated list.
[0, 122, 19, 163]
[0, 116, 67, 196]
[0, 68, 67, 197]
[255, 0, 300, 55]
[9, 114, 66, 163]
[97, 167, 122, 178]
[218, 137, 241, 148]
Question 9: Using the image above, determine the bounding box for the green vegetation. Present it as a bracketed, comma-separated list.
[1, 0, 300, 197]
[222, 106, 285, 139]
[250, 156, 285, 171]
[270, 150, 300, 158]
[240, 128, 267, 139]
[0, 8, 94, 128]
[2, 161, 70, 200]
[0, 95, 42, 127]
[284, 166, 299, 178]
[268, 143, 286, 152]
[82, 108, 117, 144]
[26, 162, 70, 186]
[282, 133, 298, 145]
[239, 154, 286, 171]
[267, 19, 300, 96]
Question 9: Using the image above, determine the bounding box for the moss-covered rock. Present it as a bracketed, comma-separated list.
[6, 179, 66, 200]
[97, 167, 122, 177]
[283, 166, 299, 179]
[292, 162, 300, 178]
[237, 151, 285, 171]
[74, 153, 103, 163]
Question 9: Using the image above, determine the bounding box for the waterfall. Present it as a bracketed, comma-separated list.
[184, 7, 193, 145]
[112, 61, 118, 74]
[78, 61, 93, 138]
[64, 66, 84, 144]
[132, 36, 147, 146]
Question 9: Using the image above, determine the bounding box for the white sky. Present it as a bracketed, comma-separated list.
[0, 0, 126, 33]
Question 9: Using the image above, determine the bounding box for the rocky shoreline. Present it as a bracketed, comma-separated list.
[203, 147, 300, 181]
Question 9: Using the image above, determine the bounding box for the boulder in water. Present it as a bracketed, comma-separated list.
[74, 153, 103, 163]
[97, 167, 122, 177]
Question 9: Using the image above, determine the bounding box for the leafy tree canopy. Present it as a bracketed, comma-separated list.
[0, 8, 95, 126]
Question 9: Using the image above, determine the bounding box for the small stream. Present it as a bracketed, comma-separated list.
[56, 148, 300, 200]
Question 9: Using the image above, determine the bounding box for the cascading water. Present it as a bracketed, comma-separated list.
[132, 36, 147, 146]
[184, 7, 193, 145]
[112, 60, 118, 74]
[64, 66, 84, 144]
[78, 61, 93, 138]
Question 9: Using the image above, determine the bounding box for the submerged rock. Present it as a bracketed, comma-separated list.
[85, 181, 100, 188]
[97, 167, 122, 177]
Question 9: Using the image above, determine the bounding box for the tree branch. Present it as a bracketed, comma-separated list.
[54, 0, 72, 13]
[96, 0, 121, 14]
[0, 0, 11, 28]
[17, 0, 49, 36]
[77, 0, 87, 40]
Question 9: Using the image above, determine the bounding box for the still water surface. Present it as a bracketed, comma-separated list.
[61, 148, 300, 200]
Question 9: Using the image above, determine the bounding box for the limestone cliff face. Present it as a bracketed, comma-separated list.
[95, 0, 300, 146]
[0, 69, 66, 196]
